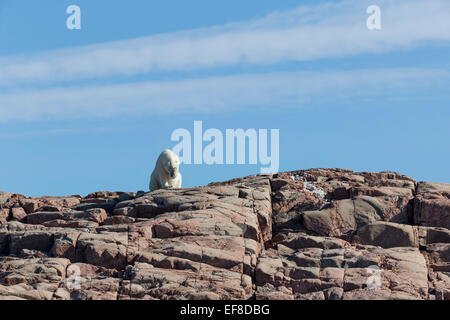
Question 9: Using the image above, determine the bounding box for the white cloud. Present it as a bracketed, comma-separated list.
[0, 126, 116, 139]
[0, 0, 449, 87]
[0, 68, 448, 122]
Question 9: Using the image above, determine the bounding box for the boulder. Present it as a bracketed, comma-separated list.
[414, 182, 450, 229]
[75, 233, 128, 269]
[354, 222, 418, 248]
[27, 212, 65, 225]
[9, 231, 55, 255]
[10, 208, 27, 222]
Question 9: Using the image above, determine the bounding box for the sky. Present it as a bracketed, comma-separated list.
[0, 0, 449, 197]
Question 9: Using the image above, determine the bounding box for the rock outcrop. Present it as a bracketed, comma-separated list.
[0, 168, 449, 300]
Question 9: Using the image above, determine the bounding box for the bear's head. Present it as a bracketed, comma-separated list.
[161, 149, 180, 179]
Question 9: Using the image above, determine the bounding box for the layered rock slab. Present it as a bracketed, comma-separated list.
[271, 169, 416, 239]
[256, 232, 428, 300]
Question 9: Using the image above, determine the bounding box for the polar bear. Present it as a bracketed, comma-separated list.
[149, 149, 182, 192]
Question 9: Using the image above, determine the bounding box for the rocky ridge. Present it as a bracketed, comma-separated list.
[0, 168, 449, 300]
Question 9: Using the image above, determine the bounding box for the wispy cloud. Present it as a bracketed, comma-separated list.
[0, 126, 121, 139]
[0, 0, 449, 87]
[0, 68, 448, 122]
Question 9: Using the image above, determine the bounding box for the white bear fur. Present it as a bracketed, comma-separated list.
[149, 149, 182, 192]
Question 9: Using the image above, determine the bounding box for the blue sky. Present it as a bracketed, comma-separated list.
[0, 0, 449, 197]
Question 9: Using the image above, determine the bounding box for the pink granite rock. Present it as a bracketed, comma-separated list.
[0, 169, 448, 300]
